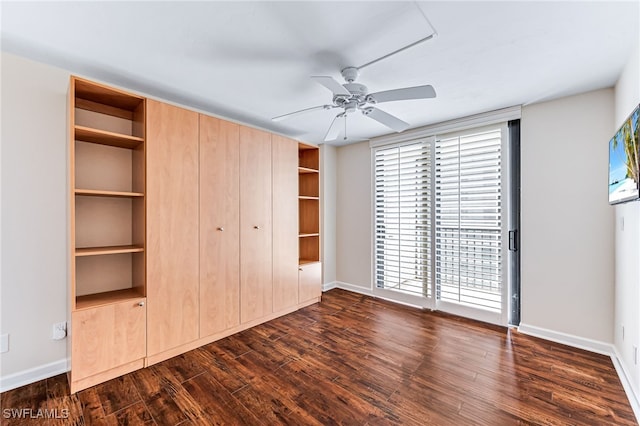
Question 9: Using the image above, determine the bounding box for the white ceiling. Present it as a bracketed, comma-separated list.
[2, 1, 638, 145]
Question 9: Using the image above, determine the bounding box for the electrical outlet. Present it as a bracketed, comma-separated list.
[52, 322, 67, 340]
[0, 334, 8, 353]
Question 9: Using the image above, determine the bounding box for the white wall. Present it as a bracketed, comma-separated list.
[520, 88, 615, 343]
[613, 44, 640, 394]
[320, 144, 337, 284]
[335, 141, 372, 289]
[1, 53, 70, 384]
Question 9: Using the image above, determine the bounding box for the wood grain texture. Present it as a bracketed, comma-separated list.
[199, 115, 241, 337]
[146, 100, 200, 355]
[239, 126, 273, 323]
[70, 298, 146, 385]
[272, 135, 299, 312]
[299, 198, 319, 235]
[4, 289, 636, 425]
[74, 77, 144, 112]
[298, 262, 322, 303]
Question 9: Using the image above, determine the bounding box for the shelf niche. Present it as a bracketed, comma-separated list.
[75, 252, 145, 301]
[298, 143, 320, 264]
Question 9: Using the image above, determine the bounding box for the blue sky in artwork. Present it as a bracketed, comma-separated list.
[609, 108, 639, 184]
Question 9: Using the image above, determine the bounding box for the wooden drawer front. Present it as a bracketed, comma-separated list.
[299, 262, 322, 303]
[71, 298, 146, 380]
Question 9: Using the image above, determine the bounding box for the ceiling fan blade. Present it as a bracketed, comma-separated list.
[311, 76, 351, 96]
[272, 105, 333, 122]
[363, 107, 410, 132]
[324, 113, 345, 141]
[368, 85, 436, 104]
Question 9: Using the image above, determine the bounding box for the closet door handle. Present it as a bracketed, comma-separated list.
[254, 225, 260, 230]
[138, 301, 145, 307]
[217, 227, 224, 231]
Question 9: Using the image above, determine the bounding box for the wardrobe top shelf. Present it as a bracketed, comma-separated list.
[75, 78, 144, 112]
[75, 125, 144, 149]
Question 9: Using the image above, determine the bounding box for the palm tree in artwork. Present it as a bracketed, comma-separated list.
[614, 111, 639, 185]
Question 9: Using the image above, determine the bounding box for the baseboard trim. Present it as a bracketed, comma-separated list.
[517, 323, 613, 356]
[611, 346, 640, 422]
[332, 281, 374, 296]
[517, 323, 639, 423]
[0, 358, 68, 393]
[322, 281, 338, 292]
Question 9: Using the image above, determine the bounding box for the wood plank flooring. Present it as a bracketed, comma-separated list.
[1, 289, 636, 425]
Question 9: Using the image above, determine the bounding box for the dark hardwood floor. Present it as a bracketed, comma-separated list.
[1, 289, 636, 425]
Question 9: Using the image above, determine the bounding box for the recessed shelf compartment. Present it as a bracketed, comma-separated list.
[76, 288, 145, 310]
[299, 235, 320, 264]
[299, 146, 319, 170]
[299, 172, 319, 198]
[74, 77, 145, 139]
[299, 198, 320, 235]
[75, 196, 144, 248]
[75, 252, 144, 300]
[75, 125, 143, 149]
[75, 140, 144, 194]
[76, 245, 144, 257]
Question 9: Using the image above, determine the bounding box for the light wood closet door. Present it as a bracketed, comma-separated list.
[240, 127, 273, 323]
[272, 135, 299, 311]
[199, 115, 240, 336]
[146, 100, 199, 355]
[71, 297, 146, 380]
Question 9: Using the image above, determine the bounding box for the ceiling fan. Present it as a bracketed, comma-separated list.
[272, 66, 436, 141]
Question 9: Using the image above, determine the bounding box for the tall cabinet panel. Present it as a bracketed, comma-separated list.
[199, 115, 241, 336]
[69, 76, 147, 393]
[146, 100, 200, 356]
[272, 135, 300, 311]
[240, 127, 273, 323]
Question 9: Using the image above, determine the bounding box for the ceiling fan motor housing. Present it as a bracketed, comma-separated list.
[343, 83, 368, 97]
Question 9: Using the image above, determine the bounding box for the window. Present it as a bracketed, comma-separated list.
[374, 141, 431, 297]
[373, 123, 509, 324]
[435, 128, 503, 312]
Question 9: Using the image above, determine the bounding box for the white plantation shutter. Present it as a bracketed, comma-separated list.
[373, 125, 505, 318]
[374, 141, 431, 297]
[435, 128, 503, 311]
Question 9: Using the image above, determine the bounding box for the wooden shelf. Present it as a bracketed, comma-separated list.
[299, 196, 319, 200]
[299, 233, 319, 238]
[75, 189, 144, 198]
[298, 166, 319, 174]
[75, 288, 144, 310]
[76, 245, 144, 257]
[299, 259, 321, 265]
[75, 78, 144, 112]
[75, 125, 144, 149]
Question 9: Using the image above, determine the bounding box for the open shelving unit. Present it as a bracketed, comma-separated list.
[71, 77, 146, 310]
[298, 143, 320, 264]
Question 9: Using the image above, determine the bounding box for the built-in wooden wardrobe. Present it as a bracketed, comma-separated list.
[68, 77, 322, 393]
